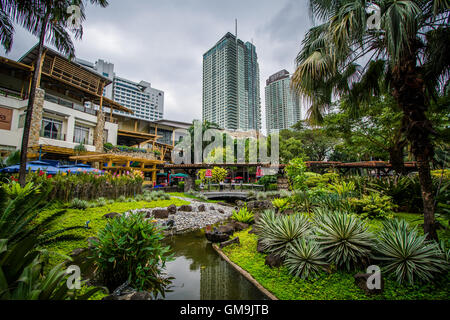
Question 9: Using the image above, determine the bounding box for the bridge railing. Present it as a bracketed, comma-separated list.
[201, 183, 264, 192]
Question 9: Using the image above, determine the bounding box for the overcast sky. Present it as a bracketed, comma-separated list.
[1, 0, 313, 133]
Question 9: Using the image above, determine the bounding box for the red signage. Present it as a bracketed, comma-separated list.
[256, 166, 263, 178]
[205, 169, 212, 178]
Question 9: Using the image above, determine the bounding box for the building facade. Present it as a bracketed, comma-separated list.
[202, 32, 261, 132]
[77, 58, 164, 122]
[265, 70, 302, 133]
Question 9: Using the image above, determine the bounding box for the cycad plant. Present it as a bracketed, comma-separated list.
[285, 238, 328, 280]
[314, 211, 373, 271]
[256, 210, 311, 258]
[375, 219, 448, 285]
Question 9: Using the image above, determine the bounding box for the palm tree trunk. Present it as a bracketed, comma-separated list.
[392, 55, 438, 241]
[18, 12, 49, 187]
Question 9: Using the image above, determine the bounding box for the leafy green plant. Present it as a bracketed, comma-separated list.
[232, 207, 254, 224]
[256, 210, 311, 257]
[349, 194, 396, 220]
[0, 237, 104, 300]
[285, 157, 307, 190]
[91, 212, 173, 296]
[285, 238, 328, 280]
[272, 198, 289, 212]
[328, 181, 356, 197]
[375, 219, 448, 285]
[314, 211, 373, 271]
[70, 198, 90, 210]
[211, 167, 228, 183]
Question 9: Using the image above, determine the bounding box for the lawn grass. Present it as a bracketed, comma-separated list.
[37, 198, 190, 270]
[221, 213, 450, 300]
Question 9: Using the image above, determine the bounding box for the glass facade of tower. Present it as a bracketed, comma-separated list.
[203, 33, 261, 131]
[265, 70, 301, 133]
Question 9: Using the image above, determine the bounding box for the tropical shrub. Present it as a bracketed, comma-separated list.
[257, 175, 277, 190]
[256, 210, 311, 257]
[178, 181, 185, 190]
[367, 176, 416, 211]
[211, 167, 228, 183]
[0, 237, 103, 300]
[70, 198, 91, 210]
[349, 194, 396, 220]
[313, 192, 353, 213]
[272, 198, 290, 212]
[375, 219, 448, 285]
[285, 157, 307, 190]
[287, 190, 314, 214]
[232, 207, 254, 224]
[91, 212, 173, 296]
[314, 211, 373, 271]
[327, 181, 356, 197]
[185, 189, 208, 201]
[285, 238, 328, 280]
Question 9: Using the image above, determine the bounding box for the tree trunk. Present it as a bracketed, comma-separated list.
[18, 13, 49, 187]
[392, 53, 438, 240]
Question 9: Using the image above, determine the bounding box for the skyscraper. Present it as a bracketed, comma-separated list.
[265, 70, 302, 133]
[76, 58, 164, 122]
[202, 32, 261, 131]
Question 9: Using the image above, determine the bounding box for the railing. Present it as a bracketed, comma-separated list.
[40, 129, 66, 141]
[73, 137, 94, 146]
[0, 87, 26, 100]
[44, 93, 97, 116]
[104, 116, 118, 124]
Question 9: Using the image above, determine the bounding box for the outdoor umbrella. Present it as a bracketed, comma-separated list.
[59, 164, 103, 174]
[0, 161, 62, 175]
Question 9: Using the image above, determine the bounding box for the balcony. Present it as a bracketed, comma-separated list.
[44, 93, 98, 116]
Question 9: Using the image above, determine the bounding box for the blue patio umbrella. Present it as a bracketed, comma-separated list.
[0, 161, 62, 175]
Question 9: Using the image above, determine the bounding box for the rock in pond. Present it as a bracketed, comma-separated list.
[205, 231, 229, 243]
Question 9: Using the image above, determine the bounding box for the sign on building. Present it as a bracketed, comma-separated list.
[0, 107, 12, 130]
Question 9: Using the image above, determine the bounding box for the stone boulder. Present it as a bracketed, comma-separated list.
[152, 209, 169, 219]
[247, 200, 274, 213]
[257, 239, 266, 254]
[217, 209, 225, 214]
[219, 237, 240, 249]
[198, 204, 206, 212]
[218, 224, 235, 236]
[209, 206, 216, 211]
[205, 231, 229, 243]
[231, 221, 249, 232]
[354, 273, 384, 295]
[178, 205, 193, 212]
[103, 212, 122, 219]
[167, 204, 177, 215]
[265, 253, 284, 268]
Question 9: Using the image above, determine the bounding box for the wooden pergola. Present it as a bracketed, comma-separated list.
[69, 153, 164, 185]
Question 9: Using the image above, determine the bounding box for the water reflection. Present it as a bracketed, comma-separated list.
[163, 231, 267, 300]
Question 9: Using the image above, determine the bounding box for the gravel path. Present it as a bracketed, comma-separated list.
[125, 196, 235, 234]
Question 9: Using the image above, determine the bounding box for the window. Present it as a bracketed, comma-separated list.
[18, 114, 26, 128]
[74, 125, 90, 144]
[42, 118, 63, 140]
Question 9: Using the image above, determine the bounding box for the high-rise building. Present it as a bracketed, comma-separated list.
[202, 32, 261, 131]
[265, 70, 301, 133]
[76, 58, 164, 122]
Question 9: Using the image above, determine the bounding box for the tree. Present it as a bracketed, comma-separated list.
[292, 0, 449, 240]
[0, 0, 109, 186]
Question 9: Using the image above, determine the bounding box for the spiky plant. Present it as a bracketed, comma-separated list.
[314, 211, 373, 271]
[375, 219, 448, 285]
[285, 238, 328, 280]
[231, 207, 254, 224]
[256, 211, 311, 257]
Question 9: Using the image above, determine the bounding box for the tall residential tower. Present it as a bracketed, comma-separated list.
[202, 32, 261, 131]
[76, 58, 164, 122]
[265, 70, 302, 133]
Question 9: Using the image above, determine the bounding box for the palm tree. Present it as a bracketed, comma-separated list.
[0, 0, 109, 186]
[292, 0, 449, 240]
